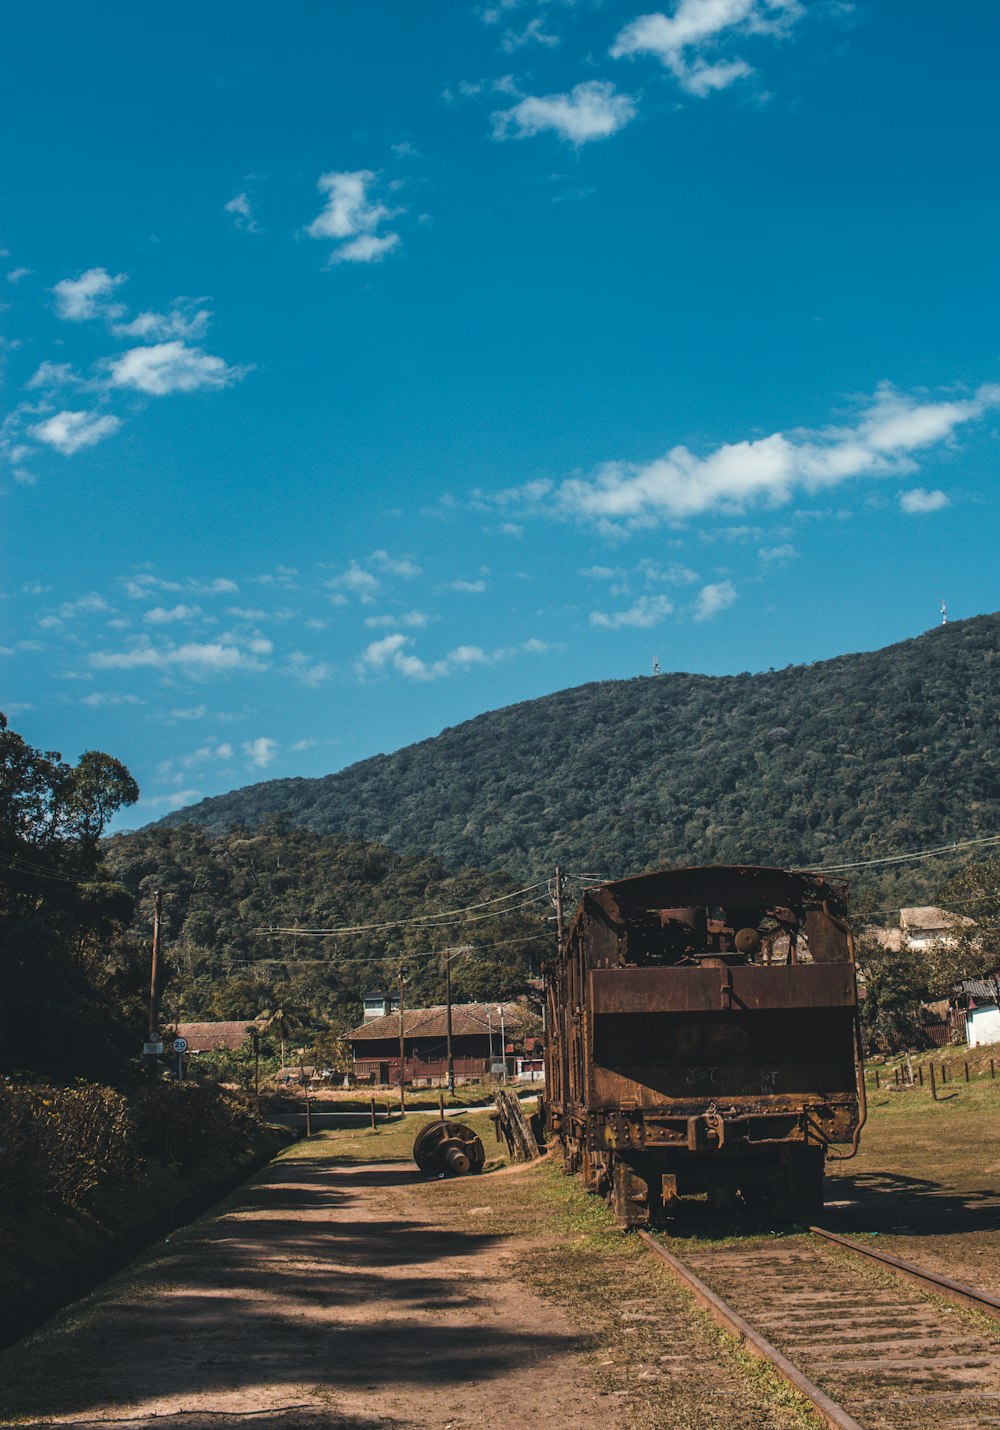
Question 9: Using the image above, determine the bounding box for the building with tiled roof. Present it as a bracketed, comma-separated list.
[346, 1001, 528, 1086]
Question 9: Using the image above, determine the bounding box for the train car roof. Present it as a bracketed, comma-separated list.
[563, 865, 847, 945]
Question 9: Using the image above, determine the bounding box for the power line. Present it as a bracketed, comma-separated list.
[807, 832, 1000, 874]
[227, 932, 543, 966]
[251, 889, 551, 938]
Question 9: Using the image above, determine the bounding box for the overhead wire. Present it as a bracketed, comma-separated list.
[806, 832, 1000, 874]
[251, 888, 551, 938]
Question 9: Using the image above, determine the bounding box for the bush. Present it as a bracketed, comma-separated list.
[0, 1079, 260, 1213]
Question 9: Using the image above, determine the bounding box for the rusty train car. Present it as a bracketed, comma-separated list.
[542, 865, 865, 1225]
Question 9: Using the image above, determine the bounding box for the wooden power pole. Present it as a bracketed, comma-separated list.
[555, 866, 565, 950]
[146, 888, 163, 1079]
[397, 970, 406, 1116]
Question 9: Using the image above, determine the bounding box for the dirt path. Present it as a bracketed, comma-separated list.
[0, 1143, 598, 1430]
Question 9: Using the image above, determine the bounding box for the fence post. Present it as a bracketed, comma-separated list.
[992, 1059, 996, 1080]
[370, 1096, 377, 1132]
[438, 1091, 445, 1121]
[965, 1061, 970, 1083]
[894, 1067, 900, 1087]
[918, 1065, 924, 1087]
[930, 1063, 938, 1101]
[874, 1068, 880, 1090]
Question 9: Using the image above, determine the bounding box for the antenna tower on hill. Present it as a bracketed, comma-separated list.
[652, 658, 661, 676]
[941, 599, 948, 626]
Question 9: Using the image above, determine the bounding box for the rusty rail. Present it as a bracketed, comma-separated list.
[809, 1225, 1000, 1322]
[637, 1232, 864, 1430]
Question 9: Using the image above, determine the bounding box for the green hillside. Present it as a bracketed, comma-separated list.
[105, 822, 549, 1034]
[157, 613, 1000, 903]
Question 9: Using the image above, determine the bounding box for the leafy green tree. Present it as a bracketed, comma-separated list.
[0, 712, 142, 1080]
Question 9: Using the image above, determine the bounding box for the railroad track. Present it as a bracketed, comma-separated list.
[639, 1226, 1000, 1430]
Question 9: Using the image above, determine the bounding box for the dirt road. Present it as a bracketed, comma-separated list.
[0, 1138, 598, 1430]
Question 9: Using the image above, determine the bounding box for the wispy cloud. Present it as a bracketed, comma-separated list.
[590, 594, 674, 628]
[356, 633, 551, 681]
[52, 267, 127, 322]
[307, 170, 403, 264]
[112, 301, 211, 342]
[243, 736, 278, 769]
[496, 383, 1000, 532]
[30, 409, 121, 456]
[107, 341, 249, 396]
[143, 604, 203, 624]
[89, 636, 270, 675]
[612, 0, 803, 96]
[900, 487, 950, 514]
[225, 192, 261, 233]
[492, 80, 636, 144]
[694, 580, 737, 620]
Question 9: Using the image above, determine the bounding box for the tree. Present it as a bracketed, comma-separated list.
[937, 857, 1000, 984]
[0, 712, 143, 1081]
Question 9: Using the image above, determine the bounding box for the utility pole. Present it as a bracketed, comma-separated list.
[487, 1006, 493, 1079]
[555, 866, 565, 951]
[445, 953, 455, 1095]
[146, 888, 163, 1081]
[498, 1004, 506, 1083]
[397, 969, 406, 1117]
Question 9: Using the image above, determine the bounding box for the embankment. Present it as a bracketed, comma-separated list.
[0, 1080, 293, 1349]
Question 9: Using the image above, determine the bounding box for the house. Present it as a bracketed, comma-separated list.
[862, 906, 970, 954]
[346, 1001, 530, 1086]
[163, 1020, 264, 1053]
[954, 977, 1000, 1048]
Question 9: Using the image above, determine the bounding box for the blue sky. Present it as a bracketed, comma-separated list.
[2, 0, 998, 826]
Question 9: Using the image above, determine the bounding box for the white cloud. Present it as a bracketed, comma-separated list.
[26, 361, 84, 390]
[450, 578, 487, 593]
[370, 550, 422, 577]
[501, 15, 560, 50]
[144, 604, 202, 624]
[356, 632, 554, 681]
[285, 651, 333, 687]
[307, 170, 402, 264]
[900, 487, 950, 514]
[59, 592, 111, 618]
[694, 580, 737, 620]
[7, 266, 32, 284]
[139, 788, 203, 811]
[331, 233, 400, 264]
[492, 80, 636, 143]
[112, 302, 211, 342]
[89, 638, 269, 674]
[30, 409, 121, 456]
[108, 341, 248, 396]
[52, 267, 127, 321]
[522, 383, 1000, 531]
[758, 542, 798, 565]
[81, 691, 143, 707]
[327, 562, 381, 602]
[225, 192, 260, 233]
[590, 594, 674, 628]
[612, 0, 802, 96]
[357, 632, 409, 672]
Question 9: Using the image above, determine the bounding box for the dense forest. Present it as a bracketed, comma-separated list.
[106, 821, 551, 1041]
[158, 613, 1000, 907]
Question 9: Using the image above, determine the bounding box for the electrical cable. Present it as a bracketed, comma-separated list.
[252, 887, 550, 937]
[806, 832, 1000, 874]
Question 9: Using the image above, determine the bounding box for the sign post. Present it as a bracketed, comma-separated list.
[173, 1036, 188, 1082]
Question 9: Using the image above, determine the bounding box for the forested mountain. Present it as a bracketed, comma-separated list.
[156, 613, 1000, 906]
[105, 822, 549, 1035]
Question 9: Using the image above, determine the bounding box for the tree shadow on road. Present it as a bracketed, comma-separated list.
[0, 1151, 586, 1426]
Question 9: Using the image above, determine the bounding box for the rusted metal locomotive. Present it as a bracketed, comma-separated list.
[542, 865, 865, 1226]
